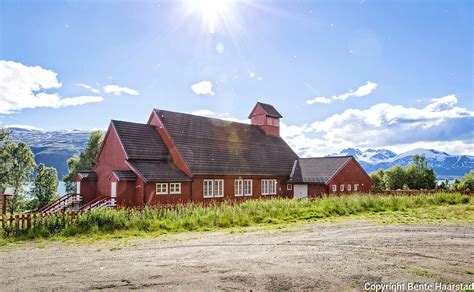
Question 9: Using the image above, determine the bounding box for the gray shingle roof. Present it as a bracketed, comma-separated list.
[112, 170, 137, 181]
[255, 102, 283, 118]
[112, 120, 171, 161]
[128, 160, 191, 182]
[154, 109, 298, 176]
[289, 156, 352, 183]
[77, 171, 97, 181]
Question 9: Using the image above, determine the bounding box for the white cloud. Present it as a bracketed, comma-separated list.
[306, 81, 377, 105]
[103, 84, 139, 96]
[306, 97, 332, 105]
[191, 80, 215, 96]
[191, 109, 215, 116]
[75, 83, 100, 94]
[284, 95, 474, 156]
[0, 60, 103, 114]
[60, 96, 104, 106]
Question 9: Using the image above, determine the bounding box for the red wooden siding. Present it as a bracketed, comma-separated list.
[326, 158, 372, 194]
[92, 124, 132, 201]
[308, 184, 328, 198]
[143, 182, 192, 206]
[191, 176, 293, 203]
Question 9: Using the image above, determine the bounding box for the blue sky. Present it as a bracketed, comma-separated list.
[0, 0, 472, 156]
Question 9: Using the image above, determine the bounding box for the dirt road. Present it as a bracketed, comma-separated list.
[1, 220, 473, 290]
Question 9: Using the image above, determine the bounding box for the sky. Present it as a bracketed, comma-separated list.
[0, 0, 473, 156]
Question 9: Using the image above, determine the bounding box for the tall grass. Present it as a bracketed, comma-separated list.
[2, 193, 470, 240]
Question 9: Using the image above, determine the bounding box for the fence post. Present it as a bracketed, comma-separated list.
[27, 214, 31, 229]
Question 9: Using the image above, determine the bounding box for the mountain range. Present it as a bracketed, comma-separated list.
[330, 148, 473, 179]
[5, 126, 473, 179]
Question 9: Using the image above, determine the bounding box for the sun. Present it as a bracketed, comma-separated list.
[187, 0, 234, 34]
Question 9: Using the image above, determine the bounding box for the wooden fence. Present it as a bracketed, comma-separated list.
[1, 212, 81, 231]
[379, 190, 474, 196]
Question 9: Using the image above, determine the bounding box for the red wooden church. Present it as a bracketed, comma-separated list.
[74, 102, 371, 209]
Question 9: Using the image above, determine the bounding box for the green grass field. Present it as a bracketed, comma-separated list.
[1, 193, 472, 244]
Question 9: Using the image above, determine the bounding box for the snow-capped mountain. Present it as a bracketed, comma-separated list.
[6, 126, 92, 178]
[331, 148, 474, 178]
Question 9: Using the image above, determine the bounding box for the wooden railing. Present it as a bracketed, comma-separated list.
[40, 193, 82, 214]
[78, 196, 116, 212]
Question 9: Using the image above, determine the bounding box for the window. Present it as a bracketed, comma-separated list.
[287, 184, 293, 191]
[347, 184, 352, 192]
[244, 180, 252, 196]
[170, 183, 181, 194]
[332, 185, 337, 192]
[266, 117, 280, 127]
[354, 184, 359, 192]
[156, 183, 168, 195]
[76, 182, 81, 194]
[261, 179, 277, 195]
[340, 184, 344, 192]
[204, 179, 224, 198]
[234, 179, 243, 197]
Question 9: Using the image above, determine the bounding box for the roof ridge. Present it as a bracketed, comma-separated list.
[154, 108, 253, 127]
[111, 119, 151, 126]
[299, 156, 353, 160]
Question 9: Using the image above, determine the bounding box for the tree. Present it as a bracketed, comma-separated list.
[63, 131, 103, 192]
[4, 142, 36, 214]
[383, 165, 406, 190]
[63, 155, 79, 193]
[405, 154, 436, 189]
[0, 128, 12, 193]
[31, 163, 59, 210]
[370, 169, 386, 192]
[451, 171, 474, 191]
[437, 179, 450, 190]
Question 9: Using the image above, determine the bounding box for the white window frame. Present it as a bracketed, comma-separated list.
[332, 184, 337, 192]
[347, 184, 352, 192]
[287, 184, 292, 191]
[234, 179, 243, 197]
[354, 184, 359, 192]
[261, 179, 277, 195]
[76, 181, 81, 194]
[340, 184, 344, 192]
[244, 179, 253, 196]
[203, 179, 224, 198]
[156, 183, 168, 195]
[169, 183, 181, 194]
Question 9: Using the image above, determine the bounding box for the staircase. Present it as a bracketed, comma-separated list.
[77, 196, 116, 212]
[40, 193, 83, 214]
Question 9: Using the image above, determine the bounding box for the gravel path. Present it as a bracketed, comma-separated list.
[1, 220, 473, 290]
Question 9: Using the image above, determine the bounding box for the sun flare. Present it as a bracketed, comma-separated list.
[187, 0, 234, 34]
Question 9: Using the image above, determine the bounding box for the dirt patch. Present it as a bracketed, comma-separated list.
[1, 220, 473, 290]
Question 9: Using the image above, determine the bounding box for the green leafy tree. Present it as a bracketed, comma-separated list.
[370, 169, 386, 192]
[405, 154, 436, 189]
[0, 128, 12, 193]
[383, 165, 406, 190]
[63, 131, 103, 192]
[31, 163, 59, 210]
[451, 171, 474, 191]
[4, 142, 36, 214]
